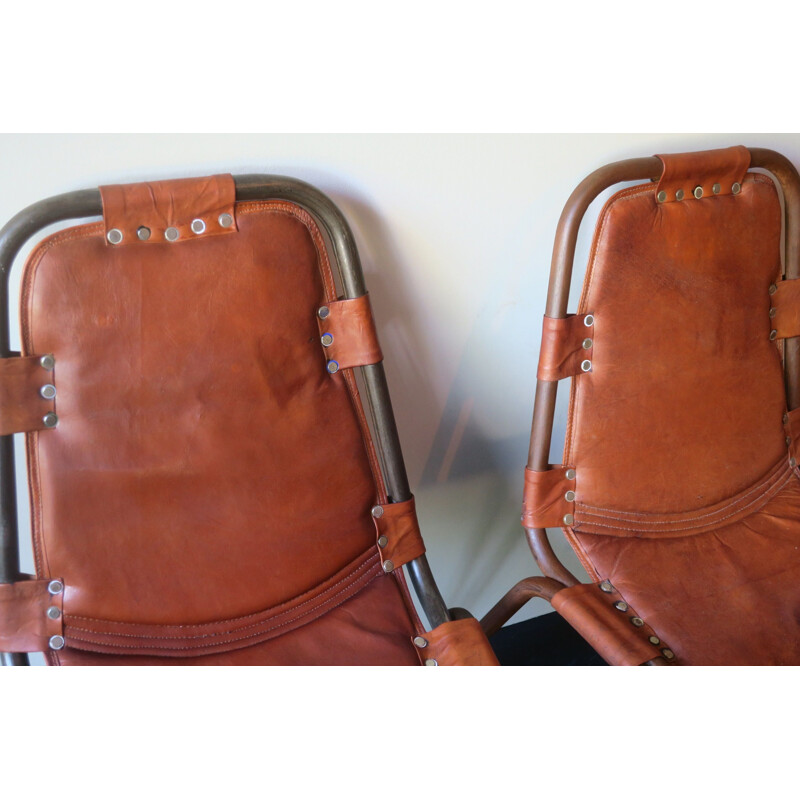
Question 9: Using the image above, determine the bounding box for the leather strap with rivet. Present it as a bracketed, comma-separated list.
[370, 496, 425, 573]
[655, 145, 750, 204]
[411, 617, 500, 666]
[0, 355, 58, 435]
[0, 576, 64, 652]
[316, 294, 383, 374]
[769, 279, 800, 340]
[537, 314, 594, 381]
[521, 465, 577, 529]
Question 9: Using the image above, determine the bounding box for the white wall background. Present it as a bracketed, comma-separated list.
[3, 133, 799, 637]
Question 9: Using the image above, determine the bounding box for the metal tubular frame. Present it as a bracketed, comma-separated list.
[0, 175, 450, 665]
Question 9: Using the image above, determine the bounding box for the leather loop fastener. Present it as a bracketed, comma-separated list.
[0, 577, 63, 652]
[655, 145, 750, 203]
[99, 174, 237, 245]
[784, 407, 800, 463]
[414, 617, 500, 665]
[371, 496, 425, 571]
[770, 279, 800, 339]
[317, 294, 383, 370]
[521, 466, 575, 529]
[0, 356, 56, 435]
[551, 582, 666, 666]
[537, 314, 594, 381]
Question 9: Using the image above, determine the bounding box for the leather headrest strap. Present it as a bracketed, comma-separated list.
[655, 145, 751, 203]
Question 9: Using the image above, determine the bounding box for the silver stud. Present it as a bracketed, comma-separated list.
[377, 535, 388, 548]
[770, 330, 778, 341]
[425, 658, 438, 666]
[656, 190, 667, 203]
[382, 560, 395, 573]
[662, 648, 675, 659]
[40, 354, 55, 371]
[732, 182, 741, 195]
[614, 601, 628, 612]
[562, 513, 574, 526]
[46, 606, 61, 620]
[326, 360, 339, 374]
[769, 284, 778, 295]
[791, 457, 797, 468]
[218, 213, 234, 228]
[137, 226, 151, 241]
[413, 636, 428, 648]
[693, 186, 703, 199]
[582, 338, 593, 350]
[631, 617, 644, 627]
[783, 413, 789, 425]
[649, 635, 660, 645]
[320, 333, 334, 347]
[564, 490, 576, 502]
[106, 228, 123, 245]
[42, 413, 58, 428]
[675, 189, 685, 201]
[191, 219, 206, 234]
[371, 505, 384, 518]
[599, 580, 614, 593]
[164, 227, 180, 242]
[565, 468, 576, 480]
[583, 315, 594, 327]
[317, 306, 331, 320]
[49, 635, 65, 650]
[712, 183, 721, 195]
[786, 437, 792, 447]
[47, 580, 63, 595]
[40, 384, 56, 400]
[580, 360, 592, 372]
[769, 308, 777, 318]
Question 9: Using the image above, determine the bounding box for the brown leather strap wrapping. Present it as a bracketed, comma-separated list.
[521, 465, 575, 529]
[0, 356, 56, 435]
[656, 145, 750, 203]
[414, 617, 500, 666]
[784, 407, 800, 463]
[371, 496, 425, 571]
[537, 314, 594, 381]
[0, 577, 63, 652]
[552, 582, 665, 666]
[771, 279, 800, 339]
[317, 294, 383, 371]
[99, 174, 237, 246]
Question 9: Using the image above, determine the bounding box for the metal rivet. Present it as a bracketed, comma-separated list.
[662, 648, 675, 660]
[769, 283, 778, 295]
[164, 227, 180, 242]
[425, 658, 438, 666]
[371, 505, 384, 518]
[770, 330, 778, 341]
[631, 617, 644, 627]
[42, 413, 58, 428]
[40, 384, 56, 400]
[377, 535, 388, 548]
[791, 458, 797, 468]
[786, 437, 792, 447]
[712, 183, 721, 195]
[49, 635, 65, 651]
[582, 338, 593, 350]
[40, 354, 55, 371]
[770, 308, 777, 318]
[564, 490, 576, 502]
[46, 606, 61, 620]
[106, 228, 123, 245]
[218, 213, 234, 228]
[382, 560, 395, 573]
[317, 306, 330, 320]
[783, 413, 789, 425]
[580, 360, 592, 372]
[562, 513, 574, 526]
[614, 601, 628, 612]
[583, 315, 594, 327]
[656, 190, 667, 203]
[732, 182, 741, 195]
[320, 333, 334, 347]
[47, 580, 63, 595]
[326, 360, 339, 374]
[191, 218, 206, 234]
[565, 468, 576, 481]
[675, 189, 685, 201]
[136, 226, 151, 241]
[413, 636, 428, 648]
[649, 635, 660, 645]
[693, 186, 703, 199]
[599, 580, 614, 593]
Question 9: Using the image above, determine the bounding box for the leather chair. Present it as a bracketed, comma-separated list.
[0, 173, 498, 666]
[482, 146, 800, 665]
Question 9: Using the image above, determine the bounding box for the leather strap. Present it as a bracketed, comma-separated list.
[0, 356, 56, 435]
[770, 279, 800, 339]
[537, 314, 594, 381]
[371, 496, 425, 572]
[317, 295, 383, 371]
[0, 577, 63, 652]
[413, 617, 500, 666]
[521, 465, 576, 529]
[99, 174, 237, 246]
[656, 145, 750, 203]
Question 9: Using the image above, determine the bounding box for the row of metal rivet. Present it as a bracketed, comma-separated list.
[39, 354, 58, 429]
[317, 306, 340, 373]
[107, 213, 234, 245]
[657, 182, 741, 204]
[46, 579, 65, 650]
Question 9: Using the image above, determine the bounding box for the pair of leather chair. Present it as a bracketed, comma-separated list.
[1, 145, 798, 665]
